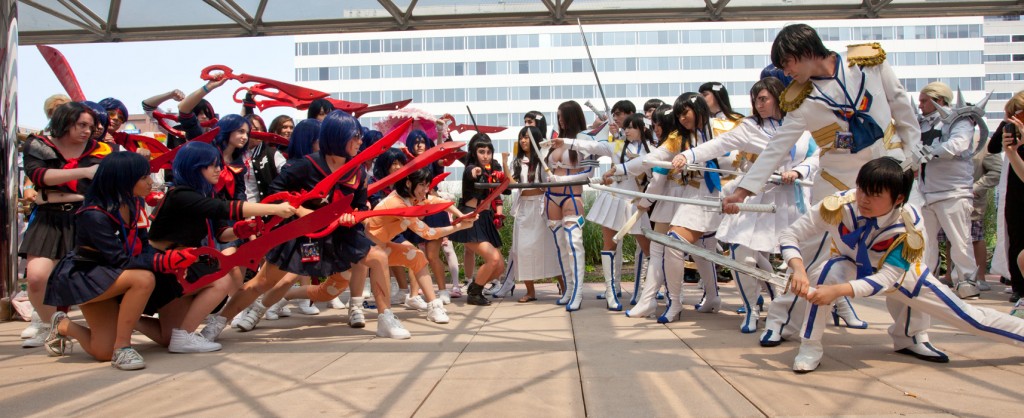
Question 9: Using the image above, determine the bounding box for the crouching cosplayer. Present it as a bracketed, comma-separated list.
[784, 157, 1024, 373]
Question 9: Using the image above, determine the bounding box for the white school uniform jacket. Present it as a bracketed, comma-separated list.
[681, 117, 819, 252]
[779, 189, 927, 298]
[737, 43, 921, 203]
[569, 135, 652, 232]
[918, 109, 975, 204]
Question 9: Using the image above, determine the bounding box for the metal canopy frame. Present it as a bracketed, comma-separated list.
[15, 0, 1024, 45]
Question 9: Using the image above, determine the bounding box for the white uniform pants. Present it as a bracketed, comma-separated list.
[922, 197, 977, 281]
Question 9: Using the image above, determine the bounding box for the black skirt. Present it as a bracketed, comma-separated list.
[450, 206, 502, 249]
[404, 212, 451, 245]
[19, 203, 80, 259]
[147, 272, 185, 315]
[265, 224, 374, 277]
[44, 252, 118, 307]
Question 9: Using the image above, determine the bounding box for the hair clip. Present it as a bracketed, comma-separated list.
[689, 97, 698, 103]
[534, 115, 544, 120]
[661, 109, 673, 116]
[712, 84, 723, 92]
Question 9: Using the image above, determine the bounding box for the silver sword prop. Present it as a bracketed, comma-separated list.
[613, 205, 643, 243]
[527, 125, 552, 176]
[588, 183, 776, 213]
[578, 19, 612, 119]
[644, 160, 814, 187]
[642, 228, 791, 289]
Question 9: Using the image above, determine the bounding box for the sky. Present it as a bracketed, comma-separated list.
[17, 35, 299, 130]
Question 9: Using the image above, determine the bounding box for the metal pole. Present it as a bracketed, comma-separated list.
[1, 0, 18, 318]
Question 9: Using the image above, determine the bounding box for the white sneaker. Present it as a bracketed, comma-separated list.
[236, 301, 267, 332]
[348, 303, 366, 329]
[111, 347, 146, 371]
[293, 299, 320, 315]
[438, 290, 452, 305]
[482, 281, 499, 296]
[264, 298, 289, 320]
[44, 312, 73, 357]
[329, 296, 346, 309]
[168, 328, 222, 353]
[404, 295, 429, 312]
[21, 310, 42, 339]
[22, 326, 49, 348]
[200, 315, 227, 342]
[376, 309, 411, 340]
[391, 290, 409, 306]
[427, 299, 450, 324]
[230, 311, 244, 328]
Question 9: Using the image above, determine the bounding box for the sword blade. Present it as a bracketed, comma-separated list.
[589, 184, 776, 213]
[642, 228, 791, 289]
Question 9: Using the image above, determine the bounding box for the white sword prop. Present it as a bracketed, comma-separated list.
[642, 228, 791, 289]
[644, 160, 814, 187]
[527, 126, 552, 176]
[612, 200, 643, 243]
[588, 183, 776, 213]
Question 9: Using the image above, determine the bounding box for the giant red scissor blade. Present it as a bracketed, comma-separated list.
[181, 193, 355, 294]
[367, 141, 465, 196]
[37, 45, 85, 101]
[453, 177, 509, 225]
[148, 127, 221, 173]
[353, 99, 413, 118]
[304, 202, 452, 239]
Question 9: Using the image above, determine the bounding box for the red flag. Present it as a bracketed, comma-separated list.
[37, 45, 86, 101]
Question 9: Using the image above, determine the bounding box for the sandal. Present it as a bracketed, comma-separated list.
[518, 295, 537, 303]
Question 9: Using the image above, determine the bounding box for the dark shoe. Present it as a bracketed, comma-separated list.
[1011, 292, 1022, 304]
[467, 283, 492, 306]
[683, 268, 699, 284]
[896, 342, 949, 363]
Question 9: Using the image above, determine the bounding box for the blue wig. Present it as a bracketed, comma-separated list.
[360, 128, 383, 153]
[372, 148, 408, 181]
[213, 114, 251, 163]
[319, 110, 363, 159]
[84, 151, 149, 223]
[81, 101, 109, 139]
[98, 97, 128, 121]
[760, 64, 792, 87]
[404, 129, 434, 154]
[287, 118, 321, 161]
[173, 141, 223, 195]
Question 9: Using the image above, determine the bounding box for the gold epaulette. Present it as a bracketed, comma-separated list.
[711, 117, 740, 137]
[899, 209, 924, 263]
[780, 81, 812, 113]
[819, 193, 855, 225]
[847, 43, 886, 67]
[662, 131, 683, 154]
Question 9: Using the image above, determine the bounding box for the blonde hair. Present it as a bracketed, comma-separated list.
[920, 82, 953, 106]
[43, 94, 71, 119]
[1006, 90, 1024, 117]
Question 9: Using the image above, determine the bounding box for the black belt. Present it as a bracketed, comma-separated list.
[36, 202, 82, 212]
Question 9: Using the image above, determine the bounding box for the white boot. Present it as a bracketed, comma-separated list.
[563, 216, 586, 312]
[733, 246, 761, 333]
[600, 251, 622, 311]
[792, 340, 824, 373]
[832, 296, 868, 329]
[492, 256, 517, 298]
[627, 243, 663, 318]
[549, 220, 572, 306]
[629, 249, 645, 306]
[657, 232, 686, 323]
[693, 235, 721, 313]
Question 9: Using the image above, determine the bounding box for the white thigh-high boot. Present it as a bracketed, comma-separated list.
[492, 250, 517, 298]
[597, 241, 624, 300]
[627, 242, 664, 318]
[600, 251, 623, 311]
[694, 234, 721, 313]
[549, 220, 571, 305]
[831, 296, 868, 328]
[629, 247, 646, 305]
[732, 245, 761, 333]
[562, 216, 586, 311]
[657, 231, 687, 323]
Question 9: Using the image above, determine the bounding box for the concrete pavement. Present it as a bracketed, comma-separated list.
[1, 281, 1022, 417]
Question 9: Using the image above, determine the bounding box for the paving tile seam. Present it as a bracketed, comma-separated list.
[827, 353, 962, 416]
[665, 326, 769, 418]
[410, 304, 501, 417]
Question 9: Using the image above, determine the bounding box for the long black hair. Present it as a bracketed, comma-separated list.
[672, 93, 713, 149]
[84, 152, 150, 224]
[621, 114, 653, 160]
[699, 82, 743, 122]
[514, 126, 543, 183]
[651, 104, 675, 147]
[524, 111, 548, 139]
[372, 148, 408, 181]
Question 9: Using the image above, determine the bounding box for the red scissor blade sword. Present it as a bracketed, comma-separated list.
[37, 45, 85, 101]
[202, 65, 328, 101]
[258, 119, 413, 233]
[449, 123, 507, 134]
[249, 131, 289, 148]
[429, 172, 451, 190]
[367, 141, 465, 196]
[453, 177, 509, 225]
[148, 127, 221, 173]
[181, 192, 354, 294]
[353, 99, 413, 118]
[304, 202, 452, 239]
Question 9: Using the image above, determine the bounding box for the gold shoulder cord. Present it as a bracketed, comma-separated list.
[880, 209, 924, 293]
[846, 42, 887, 67]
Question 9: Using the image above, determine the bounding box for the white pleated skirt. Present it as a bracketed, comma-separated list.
[586, 192, 651, 234]
[670, 183, 722, 233]
[717, 183, 810, 253]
